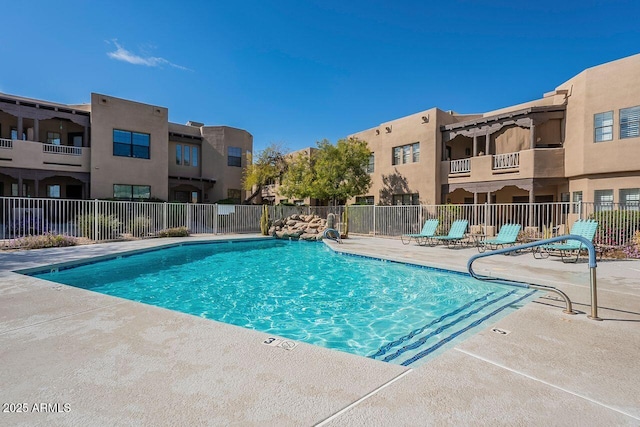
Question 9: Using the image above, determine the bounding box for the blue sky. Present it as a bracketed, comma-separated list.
[2, 1, 640, 152]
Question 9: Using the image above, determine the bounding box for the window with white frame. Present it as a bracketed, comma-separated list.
[594, 111, 613, 142]
[47, 185, 61, 198]
[594, 189, 613, 212]
[46, 132, 61, 145]
[366, 154, 375, 173]
[392, 143, 420, 165]
[620, 106, 640, 139]
[572, 191, 582, 214]
[392, 193, 419, 205]
[355, 196, 374, 205]
[620, 188, 639, 210]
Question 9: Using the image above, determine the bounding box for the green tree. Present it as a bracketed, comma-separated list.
[242, 143, 288, 204]
[280, 138, 372, 205]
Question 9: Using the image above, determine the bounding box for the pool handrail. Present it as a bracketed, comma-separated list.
[323, 228, 342, 244]
[467, 235, 600, 320]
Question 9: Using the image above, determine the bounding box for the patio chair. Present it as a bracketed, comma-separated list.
[430, 219, 469, 248]
[534, 220, 598, 263]
[477, 223, 522, 253]
[401, 219, 439, 245]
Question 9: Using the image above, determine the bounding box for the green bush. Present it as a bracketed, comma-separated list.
[590, 210, 640, 246]
[6, 233, 77, 250]
[77, 214, 122, 240]
[157, 227, 190, 237]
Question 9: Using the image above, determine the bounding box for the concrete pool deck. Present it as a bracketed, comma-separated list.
[1, 235, 639, 425]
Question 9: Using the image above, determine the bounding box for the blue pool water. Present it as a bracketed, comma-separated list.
[31, 239, 536, 366]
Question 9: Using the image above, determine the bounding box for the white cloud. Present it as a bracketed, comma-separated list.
[106, 40, 191, 71]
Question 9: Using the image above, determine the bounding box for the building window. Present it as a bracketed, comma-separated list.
[47, 185, 61, 198]
[113, 184, 151, 200]
[392, 143, 419, 165]
[355, 196, 375, 205]
[192, 146, 199, 167]
[620, 188, 640, 211]
[572, 191, 582, 214]
[620, 106, 640, 139]
[46, 132, 61, 145]
[228, 147, 242, 167]
[184, 145, 190, 166]
[594, 111, 613, 142]
[594, 189, 613, 212]
[392, 193, 419, 205]
[113, 130, 150, 159]
[11, 183, 18, 196]
[113, 129, 150, 159]
[366, 154, 375, 173]
[176, 144, 182, 165]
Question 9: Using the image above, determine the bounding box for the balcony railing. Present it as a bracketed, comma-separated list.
[42, 144, 82, 156]
[493, 152, 519, 170]
[450, 158, 471, 174]
[0, 138, 13, 149]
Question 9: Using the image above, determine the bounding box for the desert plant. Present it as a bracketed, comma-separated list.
[260, 204, 270, 236]
[623, 230, 640, 259]
[128, 215, 151, 237]
[342, 206, 349, 237]
[77, 214, 122, 240]
[5, 233, 77, 250]
[157, 227, 190, 237]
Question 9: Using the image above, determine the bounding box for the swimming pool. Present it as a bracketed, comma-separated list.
[30, 239, 536, 366]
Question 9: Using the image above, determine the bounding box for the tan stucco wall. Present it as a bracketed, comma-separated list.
[200, 126, 252, 203]
[569, 175, 640, 204]
[349, 108, 476, 205]
[89, 93, 169, 200]
[559, 53, 640, 178]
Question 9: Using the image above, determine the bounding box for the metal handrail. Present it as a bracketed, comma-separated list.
[467, 235, 600, 320]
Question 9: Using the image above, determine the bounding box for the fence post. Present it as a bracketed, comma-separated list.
[93, 199, 99, 241]
[186, 203, 191, 231]
[578, 201, 583, 220]
[213, 204, 218, 235]
[163, 202, 167, 231]
[372, 205, 376, 236]
[483, 202, 488, 235]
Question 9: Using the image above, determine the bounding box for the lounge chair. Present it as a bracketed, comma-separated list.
[401, 219, 439, 245]
[534, 220, 598, 263]
[477, 223, 521, 253]
[430, 219, 469, 248]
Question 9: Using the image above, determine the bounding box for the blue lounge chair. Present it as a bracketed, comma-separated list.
[430, 219, 468, 248]
[401, 218, 439, 245]
[477, 223, 522, 253]
[534, 220, 598, 263]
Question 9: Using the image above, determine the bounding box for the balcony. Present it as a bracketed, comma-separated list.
[442, 148, 564, 183]
[0, 138, 90, 172]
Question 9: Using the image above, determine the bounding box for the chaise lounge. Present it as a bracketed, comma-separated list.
[401, 218, 439, 245]
[430, 219, 469, 248]
[476, 223, 522, 253]
[533, 219, 599, 263]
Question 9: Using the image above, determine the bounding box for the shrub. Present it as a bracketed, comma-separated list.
[591, 210, 640, 247]
[128, 216, 151, 237]
[623, 231, 640, 259]
[77, 214, 122, 240]
[6, 233, 77, 250]
[157, 227, 190, 237]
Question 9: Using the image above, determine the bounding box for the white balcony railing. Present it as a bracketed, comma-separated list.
[42, 144, 82, 156]
[450, 158, 471, 174]
[493, 152, 520, 170]
[0, 138, 13, 149]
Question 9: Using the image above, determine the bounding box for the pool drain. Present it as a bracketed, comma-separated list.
[491, 327, 511, 335]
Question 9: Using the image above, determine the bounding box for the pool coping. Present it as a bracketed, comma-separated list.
[1, 234, 639, 425]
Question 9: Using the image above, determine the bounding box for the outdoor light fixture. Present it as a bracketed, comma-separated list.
[385, 126, 392, 133]
[422, 115, 429, 123]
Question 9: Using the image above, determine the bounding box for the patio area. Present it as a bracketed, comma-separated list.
[1, 235, 639, 425]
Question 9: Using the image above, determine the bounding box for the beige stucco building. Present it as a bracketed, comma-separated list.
[349, 53, 640, 208]
[0, 92, 252, 203]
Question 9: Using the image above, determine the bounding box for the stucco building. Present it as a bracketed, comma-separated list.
[349, 53, 640, 208]
[0, 92, 252, 203]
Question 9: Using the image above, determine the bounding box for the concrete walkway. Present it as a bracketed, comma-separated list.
[1, 235, 638, 426]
